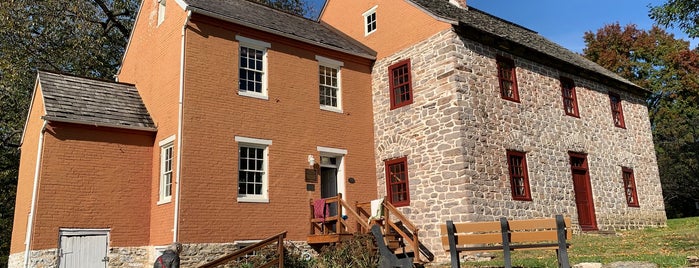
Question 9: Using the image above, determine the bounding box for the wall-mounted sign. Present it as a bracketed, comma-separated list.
[305, 168, 317, 183]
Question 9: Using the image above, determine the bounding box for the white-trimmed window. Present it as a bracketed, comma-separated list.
[236, 136, 272, 203]
[158, 135, 175, 204]
[316, 56, 343, 112]
[234, 240, 262, 258]
[363, 6, 378, 36]
[236, 36, 270, 100]
[157, 0, 166, 26]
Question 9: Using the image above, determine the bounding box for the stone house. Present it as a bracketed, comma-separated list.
[321, 0, 666, 260]
[10, 0, 666, 266]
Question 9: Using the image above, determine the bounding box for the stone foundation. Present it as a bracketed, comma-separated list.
[9, 241, 314, 267]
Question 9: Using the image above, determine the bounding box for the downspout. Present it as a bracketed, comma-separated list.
[24, 120, 47, 268]
[173, 10, 192, 242]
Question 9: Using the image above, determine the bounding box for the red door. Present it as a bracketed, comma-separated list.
[569, 153, 598, 231]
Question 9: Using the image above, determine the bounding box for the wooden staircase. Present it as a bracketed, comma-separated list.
[307, 195, 434, 264]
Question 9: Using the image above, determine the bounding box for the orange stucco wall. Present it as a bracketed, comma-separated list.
[10, 85, 45, 254]
[320, 0, 452, 59]
[27, 122, 153, 249]
[118, 0, 188, 245]
[176, 15, 377, 242]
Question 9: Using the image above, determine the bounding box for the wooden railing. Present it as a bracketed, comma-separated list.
[309, 195, 433, 263]
[198, 231, 286, 268]
[382, 199, 424, 263]
[309, 193, 369, 236]
[355, 197, 433, 263]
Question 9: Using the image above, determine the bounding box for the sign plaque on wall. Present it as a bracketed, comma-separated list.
[305, 168, 317, 183]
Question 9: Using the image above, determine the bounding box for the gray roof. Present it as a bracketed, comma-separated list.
[183, 0, 375, 59]
[38, 71, 156, 131]
[408, 0, 647, 94]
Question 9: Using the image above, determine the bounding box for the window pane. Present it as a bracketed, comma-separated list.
[238, 145, 266, 198]
[390, 62, 412, 109]
[386, 158, 409, 206]
[239, 46, 265, 93]
[507, 151, 530, 200]
[319, 65, 340, 108]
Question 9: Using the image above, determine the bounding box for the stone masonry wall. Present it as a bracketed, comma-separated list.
[10, 247, 150, 268]
[373, 29, 472, 262]
[372, 29, 667, 263]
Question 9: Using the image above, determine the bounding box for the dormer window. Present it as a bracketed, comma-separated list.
[363, 6, 378, 36]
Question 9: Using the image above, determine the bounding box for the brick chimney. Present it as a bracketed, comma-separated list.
[449, 0, 467, 9]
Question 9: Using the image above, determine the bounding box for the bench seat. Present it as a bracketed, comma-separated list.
[440, 215, 571, 268]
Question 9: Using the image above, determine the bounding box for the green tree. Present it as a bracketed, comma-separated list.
[583, 23, 699, 218]
[0, 0, 139, 265]
[0, 0, 311, 265]
[253, 0, 313, 16]
[650, 0, 699, 38]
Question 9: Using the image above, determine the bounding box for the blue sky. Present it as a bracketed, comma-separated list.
[307, 0, 697, 52]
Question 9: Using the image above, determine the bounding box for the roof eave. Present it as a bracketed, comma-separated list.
[186, 6, 376, 60]
[20, 75, 44, 146]
[454, 22, 650, 96]
[403, 0, 459, 25]
[42, 116, 158, 132]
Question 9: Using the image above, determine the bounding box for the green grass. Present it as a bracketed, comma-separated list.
[460, 217, 699, 268]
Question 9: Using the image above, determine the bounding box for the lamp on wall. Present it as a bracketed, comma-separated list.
[308, 155, 315, 167]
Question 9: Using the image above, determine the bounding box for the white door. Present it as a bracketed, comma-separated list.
[59, 229, 109, 268]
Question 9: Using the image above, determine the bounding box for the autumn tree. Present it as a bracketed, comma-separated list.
[583, 23, 699, 218]
[650, 0, 699, 38]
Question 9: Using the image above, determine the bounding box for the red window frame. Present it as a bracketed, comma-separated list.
[561, 77, 579, 117]
[622, 168, 639, 207]
[609, 93, 626, 128]
[506, 150, 531, 201]
[497, 56, 519, 102]
[385, 157, 410, 207]
[388, 59, 413, 110]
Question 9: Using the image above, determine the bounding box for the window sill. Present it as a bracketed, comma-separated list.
[320, 106, 343, 114]
[237, 197, 269, 203]
[238, 91, 269, 100]
[390, 201, 410, 207]
[157, 198, 171, 205]
[501, 97, 521, 103]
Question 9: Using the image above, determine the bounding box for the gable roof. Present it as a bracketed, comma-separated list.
[183, 0, 376, 60]
[38, 71, 156, 131]
[407, 0, 648, 94]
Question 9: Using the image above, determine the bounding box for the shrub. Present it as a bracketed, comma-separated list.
[314, 233, 380, 268]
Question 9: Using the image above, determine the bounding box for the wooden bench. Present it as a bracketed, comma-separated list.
[440, 215, 571, 268]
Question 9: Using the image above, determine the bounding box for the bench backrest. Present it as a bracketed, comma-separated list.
[439, 216, 572, 249]
[508, 217, 572, 244]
